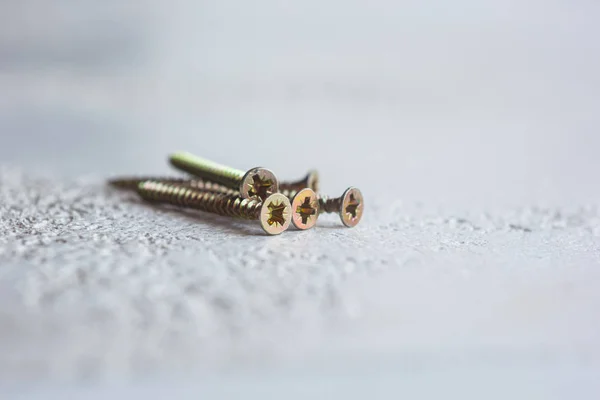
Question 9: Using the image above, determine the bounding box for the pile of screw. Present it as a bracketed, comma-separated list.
[108, 152, 364, 235]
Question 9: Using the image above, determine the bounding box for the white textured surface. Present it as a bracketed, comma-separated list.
[1, 1, 600, 398]
[1, 169, 600, 398]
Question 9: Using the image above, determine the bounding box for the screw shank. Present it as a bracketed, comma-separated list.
[279, 170, 319, 193]
[109, 176, 235, 195]
[319, 196, 342, 214]
[137, 181, 261, 220]
[279, 188, 299, 199]
[280, 179, 307, 193]
[170, 152, 246, 190]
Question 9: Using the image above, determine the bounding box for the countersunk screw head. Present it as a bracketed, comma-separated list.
[259, 193, 292, 235]
[340, 187, 364, 227]
[291, 188, 319, 230]
[241, 168, 279, 201]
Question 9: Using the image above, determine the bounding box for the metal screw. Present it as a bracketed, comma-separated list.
[137, 181, 292, 235]
[109, 172, 318, 197]
[319, 187, 364, 228]
[290, 188, 319, 230]
[169, 152, 279, 201]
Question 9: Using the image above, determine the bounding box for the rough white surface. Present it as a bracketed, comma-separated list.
[2, 1, 600, 398]
[1, 168, 599, 398]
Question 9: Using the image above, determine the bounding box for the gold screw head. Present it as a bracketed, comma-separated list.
[291, 188, 319, 230]
[241, 168, 279, 201]
[340, 187, 364, 228]
[259, 193, 292, 235]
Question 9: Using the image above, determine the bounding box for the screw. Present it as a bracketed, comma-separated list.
[290, 188, 319, 230]
[169, 152, 279, 201]
[319, 187, 364, 227]
[110, 170, 319, 200]
[136, 181, 292, 235]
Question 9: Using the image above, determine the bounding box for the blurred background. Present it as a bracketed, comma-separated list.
[1, 0, 599, 207]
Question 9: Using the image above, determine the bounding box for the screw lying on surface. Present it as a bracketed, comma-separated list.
[290, 188, 319, 230]
[136, 181, 292, 235]
[319, 187, 364, 228]
[169, 152, 279, 201]
[109, 172, 319, 199]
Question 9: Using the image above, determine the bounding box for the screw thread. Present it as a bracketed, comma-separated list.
[279, 170, 319, 193]
[137, 181, 262, 220]
[170, 152, 246, 189]
[280, 180, 306, 193]
[319, 196, 342, 214]
[109, 176, 236, 195]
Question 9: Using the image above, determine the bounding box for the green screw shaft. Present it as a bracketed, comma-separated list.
[169, 152, 244, 190]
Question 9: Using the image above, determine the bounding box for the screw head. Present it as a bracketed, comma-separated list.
[259, 193, 292, 235]
[340, 187, 364, 228]
[241, 168, 279, 201]
[306, 170, 320, 192]
[291, 188, 319, 230]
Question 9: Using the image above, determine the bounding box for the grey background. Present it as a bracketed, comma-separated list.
[1, 1, 600, 398]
